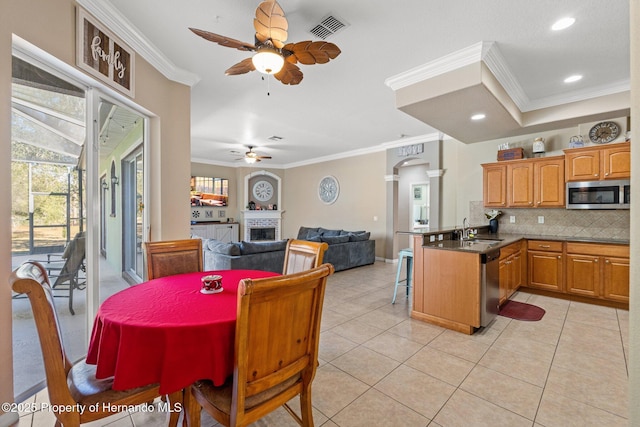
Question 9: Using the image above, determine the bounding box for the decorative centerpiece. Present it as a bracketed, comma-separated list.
[485, 209, 503, 234]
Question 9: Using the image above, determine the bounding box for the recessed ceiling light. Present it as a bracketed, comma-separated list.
[564, 74, 583, 83]
[552, 17, 575, 31]
[471, 114, 486, 121]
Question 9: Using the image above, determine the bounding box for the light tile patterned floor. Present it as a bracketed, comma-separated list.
[15, 261, 629, 426]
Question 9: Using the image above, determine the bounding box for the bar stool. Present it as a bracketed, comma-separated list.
[393, 248, 413, 304]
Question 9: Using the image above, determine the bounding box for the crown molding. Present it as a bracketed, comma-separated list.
[77, 0, 200, 87]
[385, 41, 485, 91]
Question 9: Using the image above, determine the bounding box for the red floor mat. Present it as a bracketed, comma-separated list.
[499, 300, 545, 321]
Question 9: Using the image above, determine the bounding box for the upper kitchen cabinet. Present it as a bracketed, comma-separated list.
[483, 156, 565, 208]
[564, 142, 630, 181]
[482, 163, 507, 208]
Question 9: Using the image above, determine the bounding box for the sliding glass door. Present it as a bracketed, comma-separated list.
[11, 49, 148, 402]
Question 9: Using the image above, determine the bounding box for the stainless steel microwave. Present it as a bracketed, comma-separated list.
[566, 180, 630, 209]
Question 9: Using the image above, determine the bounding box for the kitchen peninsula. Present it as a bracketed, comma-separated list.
[406, 226, 629, 335]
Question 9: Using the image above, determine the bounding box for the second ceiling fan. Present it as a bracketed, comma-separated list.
[190, 0, 341, 85]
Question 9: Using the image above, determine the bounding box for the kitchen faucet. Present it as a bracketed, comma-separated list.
[461, 217, 469, 240]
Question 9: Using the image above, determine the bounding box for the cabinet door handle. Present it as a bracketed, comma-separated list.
[539, 245, 551, 248]
[605, 259, 610, 264]
[557, 255, 561, 259]
[594, 173, 599, 177]
[594, 258, 599, 263]
[605, 172, 609, 176]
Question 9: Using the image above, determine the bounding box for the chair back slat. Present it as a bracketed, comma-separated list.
[283, 239, 328, 274]
[144, 238, 203, 280]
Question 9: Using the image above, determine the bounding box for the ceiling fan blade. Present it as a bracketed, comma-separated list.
[257, 155, 272, 160]
[225, 58, 256, 75]
[189, 28, 255, 51]
[254, 0, 288, 49]
[274, 61, 303, 85]
[283, 41, 341, 65]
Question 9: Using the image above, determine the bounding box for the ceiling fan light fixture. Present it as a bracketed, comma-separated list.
[252, 47, 284, 74]
[245, 156, 258, 164]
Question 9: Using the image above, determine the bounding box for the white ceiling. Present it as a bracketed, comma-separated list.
[86, 0, 630, 167]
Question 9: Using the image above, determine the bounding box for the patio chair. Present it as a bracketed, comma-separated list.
[184, 263, 334, 427]
[20, 231, 86, 315]
[9, 261, 181, 427]
[144, 238, 203, 280]
[282, 239, 329, 274]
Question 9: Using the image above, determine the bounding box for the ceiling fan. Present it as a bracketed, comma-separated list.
[238, 146, 272, 164]
[189, 0, 341, 85]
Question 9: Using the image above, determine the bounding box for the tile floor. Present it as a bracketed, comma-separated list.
[14, 261, 629, 426]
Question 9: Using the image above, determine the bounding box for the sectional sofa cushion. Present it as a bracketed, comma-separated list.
[321, 235, 350, 244]
[319, 227, 343, 237]
[348, 231, 370, 242]
[206, 239, 241, 256]
[239, 239, 288, 255]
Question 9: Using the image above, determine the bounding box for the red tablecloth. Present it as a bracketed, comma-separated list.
[86, 269, 278, 394]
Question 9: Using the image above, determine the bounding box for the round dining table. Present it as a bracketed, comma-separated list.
[86, 269, 278, 394]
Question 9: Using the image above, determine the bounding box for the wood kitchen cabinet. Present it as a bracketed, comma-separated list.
[482, 163, 507, 208]
[411, 235, 481, 335]
[566, 242, 630, 303]
[527, 240, 563, 292]
[499, 240, 525, 305]
[564, 142, 630, 181]
[484, 156, 564, 208]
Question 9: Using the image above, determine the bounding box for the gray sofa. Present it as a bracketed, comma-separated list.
[203, 239, 288, 273]
[202, 226, 375, 273]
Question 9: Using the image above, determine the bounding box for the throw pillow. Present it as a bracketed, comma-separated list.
[321, 235, 349, 244]
[319, 227, 342, 237]
[206, 239, 241, 256]
[297, 226, 318, 240]
[348, 232, 370, 242]
[306, 230, 323, 240]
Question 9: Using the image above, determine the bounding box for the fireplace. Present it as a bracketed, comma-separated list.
[242, 210, 283, 242]
[250, 227, 276, 241]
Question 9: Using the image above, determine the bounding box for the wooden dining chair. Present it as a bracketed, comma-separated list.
[144, 238, 203, 280]
[282, 239, 329, 274]
[10, 261, 182, 427]
[184, 263, 335, 427]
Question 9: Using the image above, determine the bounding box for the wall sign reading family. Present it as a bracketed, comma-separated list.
[76, 8, 135, 97]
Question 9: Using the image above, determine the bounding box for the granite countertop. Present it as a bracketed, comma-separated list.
[420, 231, 629, 254]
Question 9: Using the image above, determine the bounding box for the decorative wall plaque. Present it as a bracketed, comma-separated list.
[397, 143, 424, 157]
[76, 8, 135, 97]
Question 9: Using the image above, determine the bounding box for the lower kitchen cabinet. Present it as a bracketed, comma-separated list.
[566, 242, 629, 303]
[527, 240, 563, 292]
[499, 240, 525, 305]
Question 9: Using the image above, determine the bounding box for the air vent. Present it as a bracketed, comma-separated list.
[309, 14, 348, 40]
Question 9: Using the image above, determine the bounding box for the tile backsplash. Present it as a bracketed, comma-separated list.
[469, 201, 630, 240]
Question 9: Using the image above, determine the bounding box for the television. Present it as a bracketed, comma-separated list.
[190, 176, 229, 207]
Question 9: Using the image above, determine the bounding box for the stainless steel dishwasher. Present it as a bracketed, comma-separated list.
[480, 249, 500, 327]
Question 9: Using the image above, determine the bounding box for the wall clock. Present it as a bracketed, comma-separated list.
[588, 121, 619, 144]
[252, 180, 274, 202]
[318, 176, 339, 204]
